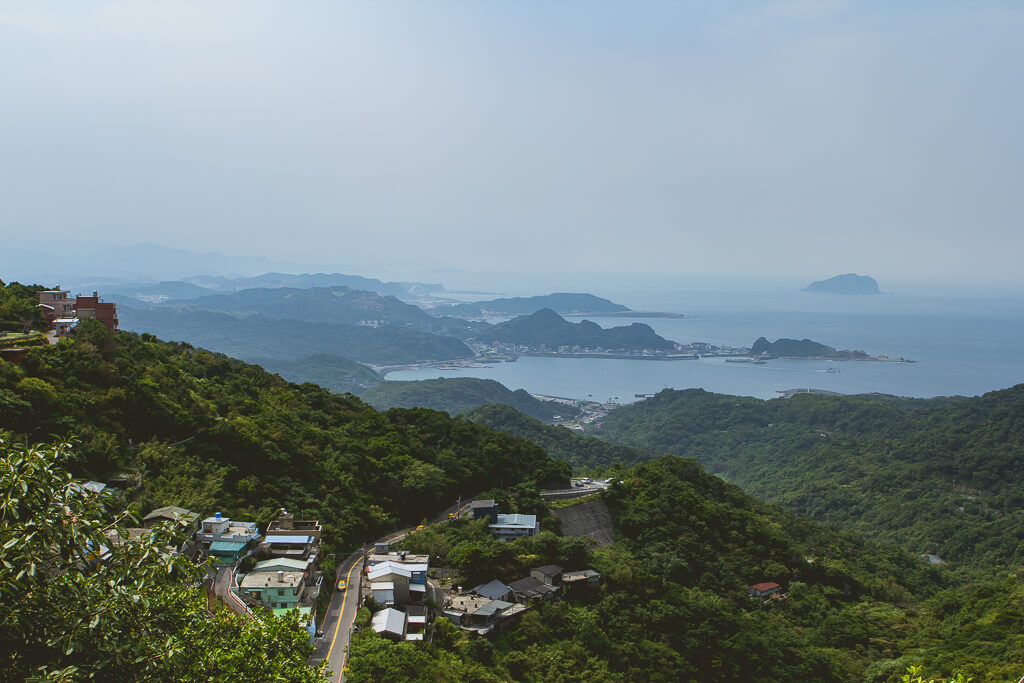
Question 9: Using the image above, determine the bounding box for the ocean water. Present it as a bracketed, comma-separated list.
[387, 289, 1024, 402]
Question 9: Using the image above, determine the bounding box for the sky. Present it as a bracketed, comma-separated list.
[2, 1, 1023, 286]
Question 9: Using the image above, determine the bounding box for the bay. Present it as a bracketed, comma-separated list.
[386, 289, 1024, 402]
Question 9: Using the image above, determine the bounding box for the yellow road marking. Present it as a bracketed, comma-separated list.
[325, 554, 362, 681]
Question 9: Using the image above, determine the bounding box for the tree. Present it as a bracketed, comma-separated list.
[0, 437, 323, 681]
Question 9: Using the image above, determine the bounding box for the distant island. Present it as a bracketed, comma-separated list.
[433, 292, 630, 318]
[749, 337, 912, 362]
[803, 273, 881, 295]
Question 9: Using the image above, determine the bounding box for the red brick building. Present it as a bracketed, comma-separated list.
[74, 292, 118, 331]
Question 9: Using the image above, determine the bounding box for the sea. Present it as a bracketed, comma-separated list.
[386, 286, 1024, 403]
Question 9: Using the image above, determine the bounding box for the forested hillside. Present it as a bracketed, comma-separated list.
[348, 456, 1023, 682]
[0, 320, 567, 553]
[593, 388, 1024, 572]
[247, 353, 382, 394]
[465, 402, 652, 470]
[360, 377, 576, 421]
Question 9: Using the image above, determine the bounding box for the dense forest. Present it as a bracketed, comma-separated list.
[465, 402, 651, 471]
[361, 378, 577, 421]
[246, 353, 382, 394]
[592, 388, 1024, 574]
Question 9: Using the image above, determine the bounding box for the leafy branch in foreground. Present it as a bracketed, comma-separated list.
[0, 437, 323, 682]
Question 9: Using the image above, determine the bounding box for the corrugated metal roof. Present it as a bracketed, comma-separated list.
[471, 579, 512, 600]
[491, 514, 537, 528]
[372, 608, 405, 635]
[473, 599, 513, 617]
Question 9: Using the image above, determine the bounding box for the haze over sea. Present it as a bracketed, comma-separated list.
[387, 286, 1024, 402]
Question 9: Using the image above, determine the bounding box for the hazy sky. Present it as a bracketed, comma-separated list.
[3, 1, 1023, 284]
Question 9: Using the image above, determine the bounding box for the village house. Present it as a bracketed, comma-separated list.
[194, 512, 261, 565]
[489, 513, 539, 541]
[405, 605, 427, 641]
[368, 559, 429, 607]
[562, 569, 601, 596]
[262, 509, 321, 564]
[371, 608, 407, 642]
[531, 564, 563, 587]
[470, 579, 514, 602]
[747, 582, 782, 599]
[508, 575, 559, 604]
[443, 592, 527, 636]
[143, 505, 200, 534]
[37, 289, 119, 337]
[238, 569, 308, 609]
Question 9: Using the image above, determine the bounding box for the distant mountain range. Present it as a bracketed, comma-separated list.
[160, 286, 484, 338]
[432, 292, 630, 318]
[117, 305, 472, 365]
[472, 308, 676, 350]
[803, 273, 881, 295]
[106, 271, 441, 303]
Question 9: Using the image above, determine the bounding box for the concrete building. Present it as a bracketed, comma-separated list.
[489, 514, 539, 541]
[470, 499, 499, 522]
[238, 569, 307, 609]
[37, 288, 75, 321]
[443, 593, 527, 636]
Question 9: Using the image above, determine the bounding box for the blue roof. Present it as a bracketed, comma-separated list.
[264, 535, 313, 544]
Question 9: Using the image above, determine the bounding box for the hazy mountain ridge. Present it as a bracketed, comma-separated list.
[433, 292, 630, 318]
[471, 308, 676, 350]
[359, 377, 575, 421]
[117, 304, 473, 365]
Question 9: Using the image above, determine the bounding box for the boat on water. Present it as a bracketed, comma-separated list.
[725, 358, 767, 365]
[826, 367, 840, 374]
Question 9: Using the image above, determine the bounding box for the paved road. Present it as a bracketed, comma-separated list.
[310, 501, 471, 681]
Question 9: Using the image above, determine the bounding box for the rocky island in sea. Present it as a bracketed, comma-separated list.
[750, 337, 912, 362]
[803, 273, 881, 295]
